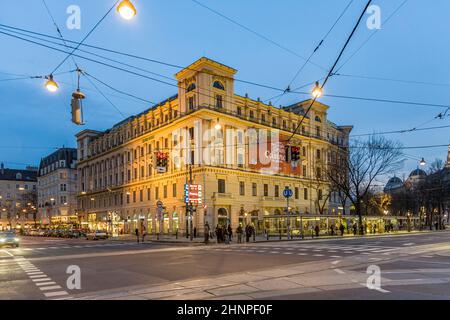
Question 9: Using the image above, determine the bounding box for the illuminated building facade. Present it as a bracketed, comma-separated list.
[76, 57, 352, 236]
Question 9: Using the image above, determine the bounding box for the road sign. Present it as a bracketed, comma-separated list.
[184, 184, 203, 205]
[283, 187, 293, 199]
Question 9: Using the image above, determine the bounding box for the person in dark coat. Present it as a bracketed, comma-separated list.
[227, 225, 233, 242]
[314, 225, 320, 237]
[135, 228, 139, 243]
[339, 224, 345, 236]
[204, 222, 210, 244]
[245, 224, 250, 242]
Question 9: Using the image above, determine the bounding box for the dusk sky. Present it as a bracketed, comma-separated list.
[1, 0, 449, 179]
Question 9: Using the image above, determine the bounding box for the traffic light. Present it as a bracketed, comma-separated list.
[285, 145, 292, 162]
[71, 91, 85, 125]
[291, 146, 301, 161]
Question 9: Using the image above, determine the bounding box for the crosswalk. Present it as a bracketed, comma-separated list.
[10, 242, 138, 252]
[208, 243, 400, 258]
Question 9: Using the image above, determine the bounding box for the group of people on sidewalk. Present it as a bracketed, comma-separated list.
[203, 222, 256, 244]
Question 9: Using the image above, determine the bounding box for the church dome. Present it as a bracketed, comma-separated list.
[409, 169, 427, 178]
[384, 177, 403, 192]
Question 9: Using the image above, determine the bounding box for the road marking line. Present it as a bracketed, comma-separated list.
[35, 282, 57, 286]
[27, 272, 44, 275]
[332, 260, 341, 265]
[40, 285, 62, 291]
[30, 275, 48, 279]
[44, 291, 69, 298]
[334, 269, 345, 274]
[32, 278, 52, 282]
[297, 253, 307, 256]
[313, 254, 324, 257]
[52, 296, 73, 300]
[270, 251, 279, 254]
[331, 256, 342, 258]
[283, 252, 293, 255]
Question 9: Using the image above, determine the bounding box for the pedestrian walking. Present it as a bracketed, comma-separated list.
[141, 226, 147, 243]
[204, 222, 210, 244]
[194, 227, 197, 238]
[353, 223, 358, 236]
[315, 225, 320, 237]
[339, 224, 345, 236]
[236, 225, 243, 243]
[135, 228, 139, 243]
[245, 224, 250, 242]
[227, 225, 233, 243]
[252, 225, 256, 242]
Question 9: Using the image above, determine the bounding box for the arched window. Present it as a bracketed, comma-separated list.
[213, 81, 225, 90]
[315, 116, 322, 123]
[186, 83, 196, 92]
[16, 173, 22, 180]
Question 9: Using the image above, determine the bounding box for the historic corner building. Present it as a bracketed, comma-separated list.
[0, 163, 38, 231]
[76, 57, 352, 236]
[37, 148, 78, 226]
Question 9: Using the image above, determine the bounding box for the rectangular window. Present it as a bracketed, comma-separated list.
[237, 106, 242, 116]
[239, 181, 245, 196]
[173, 183, 177, 198]
[302, 165, 307, 177]
[216, 95, 223, 108]
[155, 187, 159, 200]
[126, 193, 130, 204]
[274, 185, 279, 198]
[218, 179, 226, 194]
[263, 184, 268, 197]
[316, 149, 321, 160]
[147, 188, 151, 201]
[252, 183, 257, 196]
[304, 188, 308, 200]
[133, 191, 136, 203]
[139, 189, 143, 202]
[295, 187, 299, 200]
[163, 185, 168, 198]
[318, 189, 323, 201]
[188, 96, 195, 110]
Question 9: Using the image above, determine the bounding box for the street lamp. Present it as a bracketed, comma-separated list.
[214, 119, 222, 131]
[45, 75, 59, 93]
[117, 0, 137, 20]
[419, 158, 427, 166]
[312, 81, 323, 98]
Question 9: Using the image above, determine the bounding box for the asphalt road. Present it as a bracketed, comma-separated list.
[1, 231, 449, 300]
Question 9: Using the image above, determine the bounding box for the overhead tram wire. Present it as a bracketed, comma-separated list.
[3, 28, 449, 114]
[0, 24, 283, 92]
[190, 0, 327, 72]
[0, 26, 449, 131]
[41, 0, 79, 71]
[50, 0, 120, 75]
[286, 0, 374, 144]
[0, 26, 177, 84]
[334, 0, 409, 73]
[83, 71, 156, 106]
[273, 0, 354, 106]
[3, 28, 450, 139]
[82, 72, 127, 118]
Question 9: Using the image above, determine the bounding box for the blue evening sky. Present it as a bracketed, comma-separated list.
[0, 0, 449, 180]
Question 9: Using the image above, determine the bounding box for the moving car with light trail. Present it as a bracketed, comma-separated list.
[0, 232, 20, 248]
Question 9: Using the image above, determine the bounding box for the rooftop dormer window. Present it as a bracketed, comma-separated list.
[16, 173, 22, 180]
[315, 116, 322, 123]
[186, 83, 196, 92]
[213, 81, 225, 90]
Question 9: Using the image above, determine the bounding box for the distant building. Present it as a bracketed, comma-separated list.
[0, 163, 38, 231]
[37, 148, 78, 227]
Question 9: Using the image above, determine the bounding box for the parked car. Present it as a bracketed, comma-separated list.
[0, 232, 20, 248]
[68, 230, 86, 238]
[86, 230, 108, 240]
[28, 229, 39, 236]
[37, 229, 46, 237]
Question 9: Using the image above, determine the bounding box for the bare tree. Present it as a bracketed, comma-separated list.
[328, 135, 404, 234]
